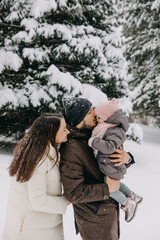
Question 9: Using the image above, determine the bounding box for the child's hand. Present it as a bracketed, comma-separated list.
[109, 146, 130, 166]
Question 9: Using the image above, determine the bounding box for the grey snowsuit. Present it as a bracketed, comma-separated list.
[91, 109, 129, 180]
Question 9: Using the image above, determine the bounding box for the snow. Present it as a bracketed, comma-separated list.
[124, 1, 160, 116]
[151, 0, 160, 10]
[45, 65, 83, 96]
[21, 18, 39, 30]
[0, 50, 23, 73]
[23, 48, 49, 62]
[118, 97, 133, 116]
[0, 71, 141, 150]
[81, 84, 108, 107]
[127, 123, 143, 143]
[27, 82, 52, 107]
[0, 83, 18, 108]
[54, 44, 70, 55]
[37, 23, 72, 40]
[0, 1, 130, 112]
[12, 30, 34, 43]
[0, 124, 160, 239]
[31, 0, 57, 18]
[0, 81, 52, 109]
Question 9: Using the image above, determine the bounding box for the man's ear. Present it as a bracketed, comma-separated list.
[76, 120, 83, 129]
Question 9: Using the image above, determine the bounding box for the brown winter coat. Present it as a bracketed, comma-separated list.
[60, 127, 120, 240]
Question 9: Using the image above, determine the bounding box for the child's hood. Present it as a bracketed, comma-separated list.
[105, 109, 129, 132]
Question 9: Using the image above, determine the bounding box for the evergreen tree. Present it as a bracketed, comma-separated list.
[0, 0, 129, 140]
[122, 0, 160, 124]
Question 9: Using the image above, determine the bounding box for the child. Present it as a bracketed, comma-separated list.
[88, 98, 142, 222]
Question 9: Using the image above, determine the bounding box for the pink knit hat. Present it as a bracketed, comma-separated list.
[95, 98, 119, 121]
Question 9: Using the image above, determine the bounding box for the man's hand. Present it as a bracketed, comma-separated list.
[109, 146, 130, 166]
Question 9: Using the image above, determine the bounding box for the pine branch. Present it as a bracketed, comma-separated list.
[0, 22, 23, 29]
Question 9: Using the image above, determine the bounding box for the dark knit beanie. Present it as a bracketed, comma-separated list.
[62, 97, 92, 126]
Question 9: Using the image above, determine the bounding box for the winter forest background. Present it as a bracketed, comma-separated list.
[0, 1, 160, 240]
[0, 0, 159, 147]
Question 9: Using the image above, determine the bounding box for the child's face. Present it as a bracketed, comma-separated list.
[96, 116, 105, 124]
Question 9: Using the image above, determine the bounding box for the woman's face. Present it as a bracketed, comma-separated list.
[55, 118, 70, 144]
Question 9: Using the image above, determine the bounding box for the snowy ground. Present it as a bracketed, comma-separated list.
[0, 124, 160, 240]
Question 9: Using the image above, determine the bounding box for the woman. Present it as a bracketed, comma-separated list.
[2, 113, 70, 240]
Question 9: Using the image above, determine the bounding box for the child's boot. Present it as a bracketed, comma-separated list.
[121, 198, 137, 222]
[128, 192, 143, 204]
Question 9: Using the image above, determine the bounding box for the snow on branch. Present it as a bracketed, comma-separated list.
[0, 50, 23, 73]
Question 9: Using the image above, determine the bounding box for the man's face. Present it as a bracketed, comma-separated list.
[77, 107, 97, 129]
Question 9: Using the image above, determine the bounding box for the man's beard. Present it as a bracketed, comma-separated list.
[81, 119, 95, 129]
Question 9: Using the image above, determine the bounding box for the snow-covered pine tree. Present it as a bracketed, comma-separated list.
[48, 0, 129, 99]
[122, 0, 160, 125]
[0, 0, 129, 140]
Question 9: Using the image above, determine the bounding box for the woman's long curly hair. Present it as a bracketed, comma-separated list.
[9, 113, 63, 182]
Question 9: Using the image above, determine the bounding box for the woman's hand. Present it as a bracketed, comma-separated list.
[109, 146, 130, 166]
[106, 176, 120, 192]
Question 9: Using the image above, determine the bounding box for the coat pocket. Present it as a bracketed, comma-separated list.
[22, 211, 62, 230]
[96, 201, 117, 216]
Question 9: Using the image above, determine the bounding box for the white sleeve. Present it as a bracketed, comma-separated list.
[27, 159, 68, 215]
[88, 137, 95, 147]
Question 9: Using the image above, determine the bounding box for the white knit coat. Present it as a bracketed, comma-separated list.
[2, 145, 68, 240]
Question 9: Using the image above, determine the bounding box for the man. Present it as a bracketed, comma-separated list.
[60, 97, 134, 240]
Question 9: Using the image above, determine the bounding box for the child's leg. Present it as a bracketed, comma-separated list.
[110, 190, 127, 206]
[119, 182, 132, 197]
[108, 178, 137, 222]
[106, 177, 127, 205]
[120, 182, 143, 204]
